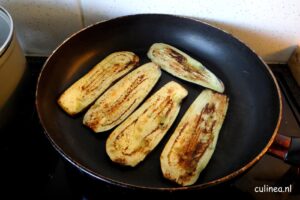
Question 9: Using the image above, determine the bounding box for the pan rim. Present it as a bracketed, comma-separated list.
[35, 13, 282, 191]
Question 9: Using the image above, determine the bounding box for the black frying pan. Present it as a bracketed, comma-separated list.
[36, 14, 284, 190]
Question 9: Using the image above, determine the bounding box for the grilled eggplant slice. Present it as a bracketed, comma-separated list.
[58, 52, 139, 115]
[83, 62, 161, 132]
[160, 89, 229, 186]
[147, 43, 224, 93]
[106, 81, 188, 167]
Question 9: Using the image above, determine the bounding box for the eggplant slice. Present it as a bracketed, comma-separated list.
[160, 89, 229, 186]
[106, 81, 188, 167]
[83, 62, 161, 132]
[58, 51, 139, 115]
[147, 43, 224, 93]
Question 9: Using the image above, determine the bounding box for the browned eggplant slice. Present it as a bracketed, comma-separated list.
[83, 62, 161, 132]
[160, 89, 229, 186]
[147, 43, 224, 93]
[106, 81, 188, 167]
[58, 51, 139, 115]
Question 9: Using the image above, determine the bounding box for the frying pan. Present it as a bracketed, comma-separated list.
[36, 14, 299, 191]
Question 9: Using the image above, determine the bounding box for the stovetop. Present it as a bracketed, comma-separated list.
[1, 57, 300, 199]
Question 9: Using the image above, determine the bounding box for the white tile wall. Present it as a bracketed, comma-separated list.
[0, 0, 83, 55]
[81, 0, 300, 63]
[1, 0, 300, 63]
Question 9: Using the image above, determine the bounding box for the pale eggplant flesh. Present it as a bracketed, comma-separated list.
[106, 81, 188, 167]
[147, 43, 224, 93]
[160, 89, 229, 186]
[83, 62, 161, 133]
[58, 51, 139, 115]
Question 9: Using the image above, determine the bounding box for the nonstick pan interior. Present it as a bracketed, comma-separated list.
[36, 14, 281, 190]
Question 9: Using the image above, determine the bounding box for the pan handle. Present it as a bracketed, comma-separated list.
[268, 134, 300, 166]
